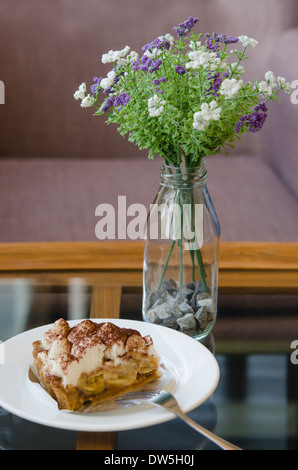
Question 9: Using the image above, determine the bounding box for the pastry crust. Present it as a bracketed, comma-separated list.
[32, 319, 160, 411]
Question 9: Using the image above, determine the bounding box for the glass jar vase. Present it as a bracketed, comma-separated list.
[142, 161, 220, 340]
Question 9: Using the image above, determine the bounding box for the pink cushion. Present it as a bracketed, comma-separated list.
[0, 156, 297, 242]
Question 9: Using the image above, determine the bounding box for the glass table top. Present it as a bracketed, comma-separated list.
[0, 275, 297, 450]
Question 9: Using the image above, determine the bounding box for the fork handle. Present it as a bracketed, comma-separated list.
[171, 408, 242, 450]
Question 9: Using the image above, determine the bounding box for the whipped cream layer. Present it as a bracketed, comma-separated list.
[37, 319, 159, 386]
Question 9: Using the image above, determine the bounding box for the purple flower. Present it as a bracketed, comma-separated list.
[141, 55, 152, 72]
[205, 33, 220, 52]
[113, 92, 130, 111]
[235, 103, 268, 133]
[132, 59, 141, 71]
[175, 64, 186, 75]
[103, 86, 114, 95]
[142, 36, 172, 53]
[101, 96, 115, 113]
[173, 16, 199, 37]
[219, 34, 239, 45]
[205, 33, 239, 52]
[90, 76, 102, 94]
[131, 55, 162, 74]
[149, 58, 162, 74]
[132, 55, 151, 72]
[153, 77, 167, 88]
[101, 92, 130, 113]
[234, 115, 246, 133]
[90, 84, 99, 94]
[206, 72, 223, 97]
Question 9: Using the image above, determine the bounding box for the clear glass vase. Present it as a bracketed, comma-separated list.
[142, 161, 220, 340]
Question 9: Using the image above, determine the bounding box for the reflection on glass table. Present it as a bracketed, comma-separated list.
[0, 277, 297, 450]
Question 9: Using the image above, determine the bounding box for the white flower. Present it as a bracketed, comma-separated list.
[201, 101, 222, 121]
[149, 107, 165, 117]
[193, 119, 208, 131]
[100, 70, 117, 90]
[186, 50, 222, 71]
[148, 94, 166, 117]
[265, 71, 277, 87]
[258, 81, 273, 97]
[238, 35, 258, 48]
[208, 101, 222, 121]
[257, 71, 282, 97]
[101, 50, 113, 64]
[189, 40, 202, 50]
[74, 82, 86, 100]
[220, 78, 243, 98]
[277, 76, 291, 93]
[230, 62, 245, 76]
[127, 51, 139, 62]
[143, 48, 162, 59]
[101, 46, 130, 65]
[193, 101, 222, 131]
[162, 33, 175, 45]
[80, 94, 96, 108]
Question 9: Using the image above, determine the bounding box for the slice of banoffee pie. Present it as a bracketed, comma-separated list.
[32, 318, 160, 411]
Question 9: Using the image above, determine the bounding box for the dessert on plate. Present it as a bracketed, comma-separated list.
[32, 318, 160, 411]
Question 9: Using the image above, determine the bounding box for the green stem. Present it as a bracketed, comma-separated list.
[229, 46, 248, 79]
[178, 195, 183, 286]
[163, 154, 177, 166]
[189, 248, 195, 282]
[194, 247, 210, 294]
[177, 147, 181, 165]
[157, 239, 176, 289]
[178, 237, 183, 286]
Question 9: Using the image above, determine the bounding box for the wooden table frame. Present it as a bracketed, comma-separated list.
[0, 240, 297, 449]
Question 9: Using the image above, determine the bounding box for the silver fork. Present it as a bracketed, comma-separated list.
[117, 389, 242, 451]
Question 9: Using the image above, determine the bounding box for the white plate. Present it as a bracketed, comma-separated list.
[0, 319, 220, 432]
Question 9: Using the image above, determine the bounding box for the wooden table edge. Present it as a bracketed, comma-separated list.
[0, 241, 298, 272]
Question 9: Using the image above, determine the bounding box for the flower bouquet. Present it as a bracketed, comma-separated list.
[75, 16, 290, 339]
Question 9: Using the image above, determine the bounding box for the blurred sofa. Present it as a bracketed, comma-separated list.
[0, 0, 297, 243]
